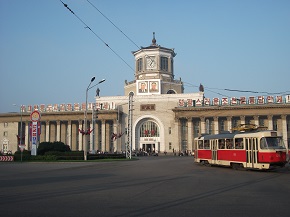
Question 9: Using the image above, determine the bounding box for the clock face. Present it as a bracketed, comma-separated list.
[147, 56, 156, 69]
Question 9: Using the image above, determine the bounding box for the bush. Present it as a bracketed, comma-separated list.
[14, 150, 31, 161]
[88, 153, 126, 160]
[38, 141, 70, 155]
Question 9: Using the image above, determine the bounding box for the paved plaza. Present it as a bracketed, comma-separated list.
[0, 156, 289, 217]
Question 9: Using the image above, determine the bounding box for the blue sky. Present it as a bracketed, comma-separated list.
[1, 0, 290, 113]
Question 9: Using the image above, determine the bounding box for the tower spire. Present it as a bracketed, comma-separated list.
[151, 32, 157, 45]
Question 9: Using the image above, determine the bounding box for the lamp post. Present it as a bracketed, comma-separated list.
[13, 104, 24, 161]
[84, 77, 105, 160]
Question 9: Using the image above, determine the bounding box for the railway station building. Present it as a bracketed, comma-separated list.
[1, 35, 290, 155]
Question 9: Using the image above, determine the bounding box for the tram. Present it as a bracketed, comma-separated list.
[194, 125, 287, 170]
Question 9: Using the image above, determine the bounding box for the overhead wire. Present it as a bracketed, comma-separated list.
[59, 0, 134, 72]
[183, 82, 290, 99]
[85, 0, 162, 70]
[86, 0, 140, 50]
[60, 1, 289, 99]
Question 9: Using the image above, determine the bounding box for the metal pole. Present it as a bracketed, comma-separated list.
[92, 104, 94, 152]
[84, 78, 105, 161]
[20, 105, 23, 162]
[84, 87, 89, 160]
[13, 104, 24, 161]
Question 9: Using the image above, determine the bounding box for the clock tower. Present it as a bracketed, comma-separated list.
[124, 33, 184, 95]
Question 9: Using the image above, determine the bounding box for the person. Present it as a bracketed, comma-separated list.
[96, 88, 100, 97]
[139, 82, 147, 93]
[150, 82, 158, 92]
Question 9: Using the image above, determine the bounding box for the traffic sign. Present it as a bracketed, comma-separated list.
[18, 144, 25, 152]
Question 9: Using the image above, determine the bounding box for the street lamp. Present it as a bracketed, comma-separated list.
[84, 77, 105, 160]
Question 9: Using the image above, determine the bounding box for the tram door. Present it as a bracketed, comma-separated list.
[211, 139, 218, 164]
[246, 138, 258, 168]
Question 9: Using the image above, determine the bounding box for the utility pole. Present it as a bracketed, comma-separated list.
[126, 92, 133, 159]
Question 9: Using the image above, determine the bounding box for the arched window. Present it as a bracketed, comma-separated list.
[167, 90, 176, 94]
[139, 121, 159, 137]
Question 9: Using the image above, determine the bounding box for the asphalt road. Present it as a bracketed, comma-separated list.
[0, 156, 289, 217]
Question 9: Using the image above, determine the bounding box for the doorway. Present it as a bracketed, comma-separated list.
[142, 143, 155, 154]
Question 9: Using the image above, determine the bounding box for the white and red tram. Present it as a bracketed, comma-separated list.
[194, 130, 287, 170]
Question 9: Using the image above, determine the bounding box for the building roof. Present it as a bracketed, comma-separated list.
[132, 32, 176, 56]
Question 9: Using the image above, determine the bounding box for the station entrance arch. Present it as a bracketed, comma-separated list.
[135, 118, 161, 154]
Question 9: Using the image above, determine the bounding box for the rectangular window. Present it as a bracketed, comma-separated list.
[160, 57, 168, 71]
[273, 118, 278, 131]
[198, 140, 203, 149]
[168, 127, 171, 134]
[259, 119, 265, 127]
[218, 139, 225, 149]
[137, 58, 143, 71]
[232, 119, 238, 128]
[3, 131, 8, 137]
[235, 138, 244, 149]
[4, 122, 8, 127]
[219, 120, 225, 132]
[169, 142, 172, 150]
[204, 140, 210, 149]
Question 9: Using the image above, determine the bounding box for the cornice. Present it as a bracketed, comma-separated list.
[172, 104, 290, 112]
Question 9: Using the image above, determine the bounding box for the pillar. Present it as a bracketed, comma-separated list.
[281, 115, 287, 148]
[45, 121, 50, 142]
[253, 116, 259, 127]
[101, 120, 106, 152]
[113, 120, 118, 153]
[240, 116, 245, 125]
[200, 117, 205, 134]
[56, 121, 60, 141]
[67, 120, 72, 148]
[25, 122, 29, 149]
[187, 118, 193, 151]
[267, 115, 273, 130]
[90, 121, 94, 152]
[78, 120, 83, 151]
[227, 117, 232, 132]
[214, 117, 219, 134]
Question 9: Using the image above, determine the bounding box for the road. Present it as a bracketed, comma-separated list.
[0, 156, 289, 217]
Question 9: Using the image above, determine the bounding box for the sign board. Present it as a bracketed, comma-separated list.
[30, 110, 41, 156]
[18, 144, 25, 152]
[30, 110, 41, 122]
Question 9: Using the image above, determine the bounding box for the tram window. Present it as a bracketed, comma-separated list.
[226, 139, 233, 149]
[260, 138, 267, 149]
[235, 138, 244, 149]
[204, 140, 210, 149]
[261, 137, 285, 149]
[198, 140, 203, 149]
[218, 139, 225, 149]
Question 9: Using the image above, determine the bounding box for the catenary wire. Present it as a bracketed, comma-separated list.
[183, 82, 290, 99]
[60, 1, 289, 98]
[59, 0, 134, 72]
[85, 0, 161, 69]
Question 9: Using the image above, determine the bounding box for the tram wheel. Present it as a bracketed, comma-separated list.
[231, 163, 239, 170]
[231, 163, 245, 170]
[204, 161, 211, 167]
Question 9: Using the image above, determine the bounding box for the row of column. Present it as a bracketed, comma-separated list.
[22, 119, 120, 152]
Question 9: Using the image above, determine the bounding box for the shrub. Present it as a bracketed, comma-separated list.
[14, 150, 31, 161]
[38, 141, 70, 155]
